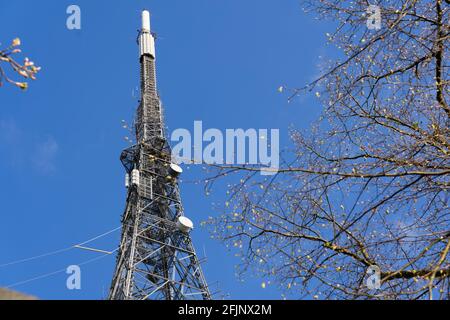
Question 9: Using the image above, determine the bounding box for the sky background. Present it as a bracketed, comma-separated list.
[0, 0, 335, 299]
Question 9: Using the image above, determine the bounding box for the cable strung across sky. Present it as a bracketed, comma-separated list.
[0, 226, 122, 268]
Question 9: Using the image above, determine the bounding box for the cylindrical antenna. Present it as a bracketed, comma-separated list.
[142, 10, 150, 32]
[139, 10, 155, 58]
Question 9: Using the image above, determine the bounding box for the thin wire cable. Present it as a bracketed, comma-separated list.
[5, 247, 120, 289]
[5, 267, 68, 289]
[0, 247, 73, 268]
[76, 226, 122, 247]
[0, 226, 122, 268]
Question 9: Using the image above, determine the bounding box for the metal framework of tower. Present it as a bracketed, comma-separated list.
[109, 10, 211, 300]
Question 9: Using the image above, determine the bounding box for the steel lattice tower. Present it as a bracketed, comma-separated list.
[109, 10, 211, 300]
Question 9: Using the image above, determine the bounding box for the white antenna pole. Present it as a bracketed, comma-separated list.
[139, 10, 155, 58]
[142, 10, 150, 31]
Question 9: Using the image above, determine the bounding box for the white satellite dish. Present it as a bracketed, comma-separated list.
[177, 216, 194, 233]
[169, 163, 183, 177]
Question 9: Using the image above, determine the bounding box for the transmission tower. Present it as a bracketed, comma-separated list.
[109, 10, 211, 300]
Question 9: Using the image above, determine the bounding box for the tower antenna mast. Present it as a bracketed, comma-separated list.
[109, 10, 211, 300]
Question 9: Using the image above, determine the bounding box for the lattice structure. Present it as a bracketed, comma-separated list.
[109, 10, 210, 300]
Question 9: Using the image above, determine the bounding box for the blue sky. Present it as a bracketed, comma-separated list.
[0, 0, 334, 299]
